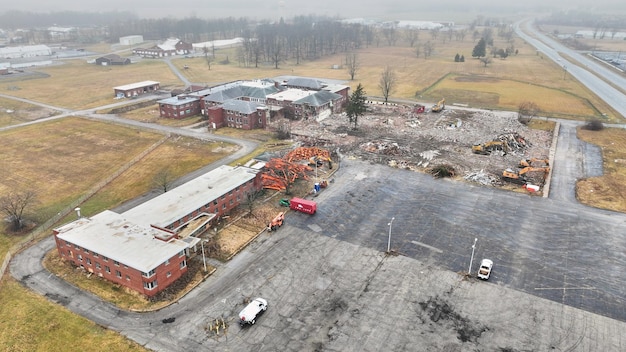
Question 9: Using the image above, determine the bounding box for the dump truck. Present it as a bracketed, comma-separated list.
[267, 212, 284, 232]
[290, 197, 317, 214]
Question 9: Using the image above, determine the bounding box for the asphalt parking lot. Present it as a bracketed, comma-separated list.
[11, 122, 626, 351]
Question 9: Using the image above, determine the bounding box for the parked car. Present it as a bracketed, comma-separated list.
[239, 298, 268, 325]
[477, 259, 493, 280]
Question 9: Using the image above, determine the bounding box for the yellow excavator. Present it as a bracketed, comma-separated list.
[431, 98, 445, 113]
[472, 141, 508, 155]
[519, 158, 549, 168]
[502, 167, 550, 184]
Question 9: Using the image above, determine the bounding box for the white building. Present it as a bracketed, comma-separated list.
[0, 45, 52, 59]
[120, 35, 144, 46]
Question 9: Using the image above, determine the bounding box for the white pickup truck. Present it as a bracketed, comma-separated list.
[477, 259, 493, 280]
[238, 298, 268, 326]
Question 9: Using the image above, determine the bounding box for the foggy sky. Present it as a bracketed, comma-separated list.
[4, 0, 626, 20]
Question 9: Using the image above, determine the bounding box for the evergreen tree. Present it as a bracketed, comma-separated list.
[472, 38, 486, 58]
[460, 55, 465, 62]
[346, 84, 367, 130]
[454, 53, 460, 62]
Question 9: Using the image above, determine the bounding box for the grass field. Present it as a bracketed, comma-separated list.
[0, 278, 146, 352]
[576, 127, 626, 212]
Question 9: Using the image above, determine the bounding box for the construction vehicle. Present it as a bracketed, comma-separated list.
[519, 158, 549, 168]
[413, 104, 425, 114]
[472, 141, 508, 155]
[267, 212, 285, 232]
[308, 156, 333, 169]
[431, 98, 445, 113]
[502, 167, 550, 184]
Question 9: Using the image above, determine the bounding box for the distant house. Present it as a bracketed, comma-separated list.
[133, 38, 193, 58]
[113, 80, 160, 98]
[0, 44, 51, 59]
[95, 54, 130, 66]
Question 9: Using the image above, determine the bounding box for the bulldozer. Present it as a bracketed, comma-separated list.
[267, 212, 285, 232]
[431, 98, 445, 113]
[502, 167, 550, 184]
[472, 141, 508, 155]
[519, 158, 549, 168]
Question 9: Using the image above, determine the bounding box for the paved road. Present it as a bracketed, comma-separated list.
[515, 20, 626, 119]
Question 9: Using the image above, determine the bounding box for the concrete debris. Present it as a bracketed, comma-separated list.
[464, 170, 500, 186]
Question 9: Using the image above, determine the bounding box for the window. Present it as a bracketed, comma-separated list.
[166, 271, 172, 278]
[103, 256, 108, 262]
[180, 260, 187, 269]
[144, 280, 158, 290]
[67, 250, 72, 257]
[86, 258, 91, 265]
[230, 199, 233, 205]
[165, 259, 170, 265]
[142, 269, 156, 278]
[126, 275, 131, 281]
[115, 270, 122, 278]
[213, 200, 218, 205]
[65, 241, 71, 246]
[179, 250, 185, 257]
[105, 266, 111, 274]
[95, 262, 101, 270]
[84, 249, 90, 255]
[74, 244, 79, 249]
[93, 253, 99, 258]
[222, 203, 226, 209]
[77, 254, 83, 262]
[113, 260, 120, 266]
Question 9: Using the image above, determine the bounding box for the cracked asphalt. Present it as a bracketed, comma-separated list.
[10, 119, 626, 351]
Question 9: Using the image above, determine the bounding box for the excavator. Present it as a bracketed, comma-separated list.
[502, 166, 550, 184]
[308, 156, 333, 169]
[431, 98, 445, 113]
[519, 158, 549, 168]
[472, 141, 508, 155]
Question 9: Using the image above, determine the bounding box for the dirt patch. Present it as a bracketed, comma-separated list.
[279, 103, 552, 191]
[418, 296, 488, 343]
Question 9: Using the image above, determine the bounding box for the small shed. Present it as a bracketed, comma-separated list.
[95, 54, 130, 66]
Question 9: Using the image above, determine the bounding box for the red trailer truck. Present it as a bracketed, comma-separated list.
[290, 197, 317, 214]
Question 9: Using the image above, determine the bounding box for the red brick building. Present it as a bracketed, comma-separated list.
[157, 95, 201, 119]
[53, 165, 263, 297]
[113, 80, 160, 98]
[205, 100, 269, 130]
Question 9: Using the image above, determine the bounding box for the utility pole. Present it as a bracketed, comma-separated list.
[468, 238, 477, 275]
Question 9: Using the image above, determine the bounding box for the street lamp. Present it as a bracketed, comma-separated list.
[201, 239, 208, 272]
[468, 238, 478, 275]
[387, 217, 395, 253]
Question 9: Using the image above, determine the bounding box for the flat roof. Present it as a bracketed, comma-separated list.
[267, 88, 314, 102]
[157, 96, 199, 106]
[114, 80, 160, 91]
[122, 165, 259, 229]
[55, 211, 188, 273]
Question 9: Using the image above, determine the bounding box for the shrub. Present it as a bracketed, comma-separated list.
[430, 164, 456, 178]
[584, 118, 604, 131]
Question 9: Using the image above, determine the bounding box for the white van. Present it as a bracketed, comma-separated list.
[239, 298, 268, 325]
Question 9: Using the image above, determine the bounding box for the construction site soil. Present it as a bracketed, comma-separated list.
[283, 103, 553, 189]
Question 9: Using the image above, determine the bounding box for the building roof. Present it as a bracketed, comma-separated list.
[203, 80, 283, 103]
[159, 38, 183, 51]
[294, 90, 342, 107]
[283, 77, 326, 90]
[122, 165, 260, 230]
[98, 54, 129, 63]
[55, 210, 188, 273]
[267, 88, 315, 102]
[114, 80, 160, 91]
[157, 96, 199, 106]
[222, 100, 265, 114]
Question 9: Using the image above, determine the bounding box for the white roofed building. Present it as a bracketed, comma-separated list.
[133, 38, 192, 58]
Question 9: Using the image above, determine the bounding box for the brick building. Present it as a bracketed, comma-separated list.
[205, 100, 269, 129]
[53, 165, 263, 297]
[157, 95, 201, 119]
[114, 80, 160, 98]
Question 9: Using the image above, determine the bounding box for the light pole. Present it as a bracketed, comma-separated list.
[387, 217, 395, 253]
[201, 239, 208, 272]
[468, 238, 477, 275]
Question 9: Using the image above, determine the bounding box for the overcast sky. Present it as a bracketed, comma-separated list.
[4, 0, 626, 20]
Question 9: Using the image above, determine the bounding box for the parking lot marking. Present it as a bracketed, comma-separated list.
[410, 241, 443, 253]
[534, 287, 595, 290]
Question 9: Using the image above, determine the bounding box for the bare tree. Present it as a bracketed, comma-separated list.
[404, 28, 419, 47]
[378, 66, 396, 103]
[202, 45, 213, 70]
[479, 56, 492, 67]
[241, 189, 265, 215]
[153, 168, 175, 193]
[415, 43, 421, 58]
[518, 101, 540, 124]
[1, 191, 36, 231]
[345, 52, 360, 80]
[423, 41, 435, 59]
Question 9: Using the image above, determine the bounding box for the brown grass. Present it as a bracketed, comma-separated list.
[576, 127, 626, 212]
[1, 60, 180, 109]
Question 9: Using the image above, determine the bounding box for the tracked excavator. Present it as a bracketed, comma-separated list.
[472, 141, 508, 155]
[431, 98, 445, 113]
[502, 167, 550, 184]
[519, 158, 549, 168]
